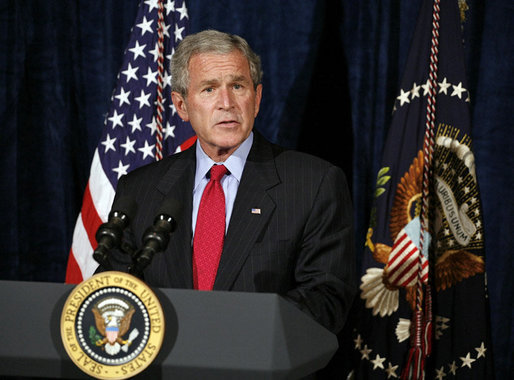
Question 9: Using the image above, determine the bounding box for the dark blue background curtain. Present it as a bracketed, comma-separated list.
[0, 0, 511, 377]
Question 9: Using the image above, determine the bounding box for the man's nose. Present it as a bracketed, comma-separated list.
[217, 86, 235, 109]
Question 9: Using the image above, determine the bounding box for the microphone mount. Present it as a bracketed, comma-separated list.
[129, 198, 181, 279]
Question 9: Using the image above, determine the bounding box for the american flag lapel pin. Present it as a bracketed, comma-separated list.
[251, 208, 261, 215]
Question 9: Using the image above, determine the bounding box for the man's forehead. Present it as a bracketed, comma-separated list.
[188, 51, 251, 77]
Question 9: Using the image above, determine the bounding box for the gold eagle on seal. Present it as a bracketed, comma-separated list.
[91, 297, 138, 356]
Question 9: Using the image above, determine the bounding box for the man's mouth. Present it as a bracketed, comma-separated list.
[216, 119, 239, 127]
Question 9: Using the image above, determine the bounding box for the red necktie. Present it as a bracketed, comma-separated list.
[193, 164, 228, 290]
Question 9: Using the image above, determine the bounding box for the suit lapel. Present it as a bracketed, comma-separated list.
[156, 146, 196, 288]
[214, 133, 280, 290]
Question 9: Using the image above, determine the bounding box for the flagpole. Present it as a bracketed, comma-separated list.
[155, 0, 165, 160]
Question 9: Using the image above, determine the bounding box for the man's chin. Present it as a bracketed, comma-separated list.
[214, 129, 251, 147]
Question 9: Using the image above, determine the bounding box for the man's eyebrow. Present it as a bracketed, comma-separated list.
[230, 75, 250, 83]
[198, 79, 220, 87]
[198, 75, 251, 87]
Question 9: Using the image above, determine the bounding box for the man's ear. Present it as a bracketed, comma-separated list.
[171, 91, 189, 121]
[254, 84, 263, 118]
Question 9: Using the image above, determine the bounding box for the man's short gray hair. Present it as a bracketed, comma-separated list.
[170, 29, 263, 97]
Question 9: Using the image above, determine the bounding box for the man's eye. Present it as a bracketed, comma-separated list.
[204, 87, 213, 93]
[233, 84, 242, 90]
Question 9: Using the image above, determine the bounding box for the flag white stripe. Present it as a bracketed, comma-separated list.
[389, 252, 418, 284]
[387, 229, 430, 287]
[89, 149, 116, 222]
[388, 239, 415, 270]
[69, 150, 115, 281]
[70, 213, 96, 279]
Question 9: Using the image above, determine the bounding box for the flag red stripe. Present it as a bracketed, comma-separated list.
[390, 248, 419, 284]
[389, 233, 410, 264]
[80, 182, 102, 250]
[65, 248, 83, 284]
[179, 135, 197, 151]
[398, 256, 429, 287]
[400, 270, 418, 288]
[389, 244, 414, 271]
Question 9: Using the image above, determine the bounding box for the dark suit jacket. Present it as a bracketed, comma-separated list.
[105, 132, 356, 334]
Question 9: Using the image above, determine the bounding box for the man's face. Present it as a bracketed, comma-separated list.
[171, 50, 262, 161]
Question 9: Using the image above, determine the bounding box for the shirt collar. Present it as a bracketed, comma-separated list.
[194, 132, 253, 189]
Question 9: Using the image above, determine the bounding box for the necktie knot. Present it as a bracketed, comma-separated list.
[210, 164, 227, 182]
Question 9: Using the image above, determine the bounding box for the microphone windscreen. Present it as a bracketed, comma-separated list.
[156, 197, 182, 221]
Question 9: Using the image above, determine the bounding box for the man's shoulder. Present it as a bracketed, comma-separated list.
[118, 146, 194, 188]
[254, 131, 336, 170]
[271, 144, 339, 175]
[251, 133, 344, 187]
[276, 147, 333, 166]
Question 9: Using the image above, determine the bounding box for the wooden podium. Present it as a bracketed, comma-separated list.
[0, 279, 337, 379]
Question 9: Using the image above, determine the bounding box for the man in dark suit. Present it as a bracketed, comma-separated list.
[104, 29, 356, 335]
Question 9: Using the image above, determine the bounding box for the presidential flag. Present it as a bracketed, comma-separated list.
[65, 0, 195, 284]
[352, 0, 493, 378]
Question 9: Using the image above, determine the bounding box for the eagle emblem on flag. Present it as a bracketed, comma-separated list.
[361, 127, 485, 322]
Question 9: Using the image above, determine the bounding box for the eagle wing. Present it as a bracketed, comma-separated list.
[92, 307, 106, 336]
[389, 150, 423, 242]
[119, 308, 135, 336]
[373, 243, 392, 265]
[435, 249, 485, 291]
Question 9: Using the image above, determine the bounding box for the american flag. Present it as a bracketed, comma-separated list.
[387, 224, 429, 288]
[65, 0, 195, 284]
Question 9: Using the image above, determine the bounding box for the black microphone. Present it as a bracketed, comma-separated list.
[93, 196, 137, 270]
[130, 197, 182, 278]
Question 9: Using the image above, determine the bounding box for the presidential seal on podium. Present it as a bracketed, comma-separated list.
[61, 272, 165, 379]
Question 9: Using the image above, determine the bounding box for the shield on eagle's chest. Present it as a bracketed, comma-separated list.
[106, 326, 119, 344]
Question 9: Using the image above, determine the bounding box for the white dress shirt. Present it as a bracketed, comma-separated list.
[192, 132, 253, 237]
